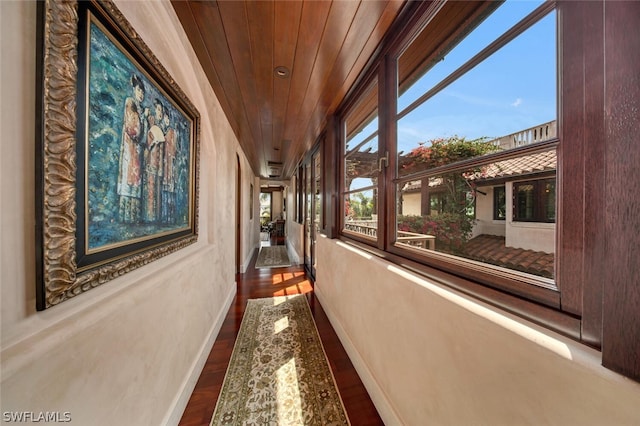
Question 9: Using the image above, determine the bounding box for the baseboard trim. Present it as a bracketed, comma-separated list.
[162, 283, 237, 425]
[314, 287, 403, 426]
[285, 241, 300, 265]
[241, 245, 259, 273]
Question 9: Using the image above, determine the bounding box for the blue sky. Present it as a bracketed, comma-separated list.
[397, 0, 556, 152]
[347, 1, 556, 192]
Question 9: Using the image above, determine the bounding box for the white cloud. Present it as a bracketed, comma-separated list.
[511, 98, 523, 107]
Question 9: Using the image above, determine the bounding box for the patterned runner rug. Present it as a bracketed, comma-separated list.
[255, 246, 291, 268]
[211, 295, 350, 425]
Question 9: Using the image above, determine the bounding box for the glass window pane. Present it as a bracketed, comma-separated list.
[544, 179, 556, 222]
[515, 183, 535, 220]
[513, 178, 556, 223]
[346, 135, 379, 191]
[397, 173, 475, 253]
[342, 78, 379, 241]
[397, 10, 557, 178]
[398, 1, 545, 110]
[305, 161, 312, 263]
[259, 192, 271, 226]
[345, 81, 378, 193]
[493, 186, 506, 220]
[344, 189, 378, 238]
[396, 149, 556, 279]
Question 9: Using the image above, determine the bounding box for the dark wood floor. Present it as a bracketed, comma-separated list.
[178, 239, 384, 426]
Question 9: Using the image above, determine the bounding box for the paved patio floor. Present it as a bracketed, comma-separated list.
[464, 234, 554, 279]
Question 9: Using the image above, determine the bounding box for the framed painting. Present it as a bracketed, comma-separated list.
[36, 0, 200, 310]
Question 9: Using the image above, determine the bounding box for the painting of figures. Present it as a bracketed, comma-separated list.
[86, 17, 193, 252]
[35, 0, 200, 310]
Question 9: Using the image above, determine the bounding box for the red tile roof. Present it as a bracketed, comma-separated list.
[463, 234, 554, 278]
[465, 150, 556, 181]
[401, 150, 556, 193]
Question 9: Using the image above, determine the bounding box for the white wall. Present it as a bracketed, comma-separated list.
[473, 184, 555, 253]
[505, 182, 556, 253]
[316, 235, 640, 425]
[400, 192, 421, 216]
[1, 1, 257, 424]
[472, 185, 506, 238]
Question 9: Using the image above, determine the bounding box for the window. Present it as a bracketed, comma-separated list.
[393, 1, 557, 281]
[342, 78, 380, 242]
[259, 192, 272, 230]
[513, 179, 555, 222]
[340, 1, 559, 296]
[493, 186, 506, 220]
[333, 0, 640, 381]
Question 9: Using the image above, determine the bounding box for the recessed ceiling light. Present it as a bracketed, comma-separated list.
[274, 66, 290, 78]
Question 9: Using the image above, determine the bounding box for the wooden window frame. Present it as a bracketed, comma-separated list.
[336, 1, 572, 333]
[330, 0, 640, 383]
[386, 2, 560, 306]
[493, 186, 506, 221]
[339, 74, 385, 250]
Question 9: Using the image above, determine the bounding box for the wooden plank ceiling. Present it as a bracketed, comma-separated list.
[171, 0, 406, 179]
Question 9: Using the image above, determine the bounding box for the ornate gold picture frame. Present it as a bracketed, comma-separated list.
[36, 0, 200, 310]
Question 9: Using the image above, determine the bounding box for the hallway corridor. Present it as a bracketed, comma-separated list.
[179, 246, 383, 425]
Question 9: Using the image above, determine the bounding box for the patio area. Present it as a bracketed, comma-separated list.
[463, 234, 554, 279]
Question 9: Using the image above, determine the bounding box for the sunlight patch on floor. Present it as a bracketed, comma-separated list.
[276, 357, 303, 424]
[273, 281, 313, 297]
[274, 316, 289, 334]
[272, 274, 286, 285]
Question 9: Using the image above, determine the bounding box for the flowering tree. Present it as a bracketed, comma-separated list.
[400, 136, 498, 174]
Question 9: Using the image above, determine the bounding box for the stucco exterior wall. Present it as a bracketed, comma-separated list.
[473, 184, 555, 253]
[472, 185, 506, 238]
[400, 192, 421, 216]
[1, 1, 257, 424]
[316, 235, 640, 425]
